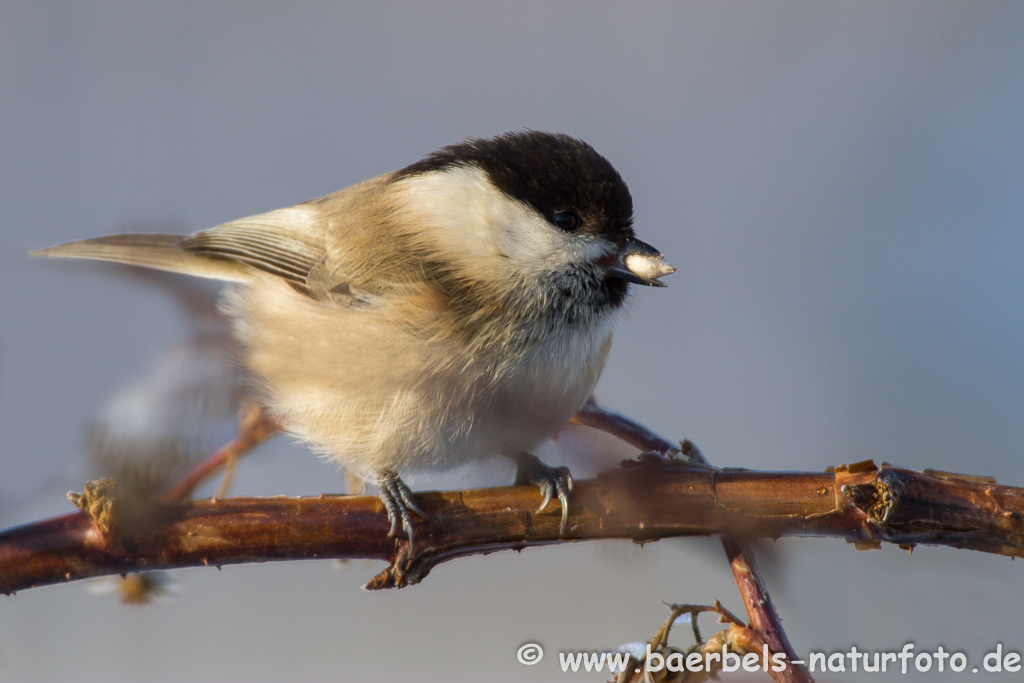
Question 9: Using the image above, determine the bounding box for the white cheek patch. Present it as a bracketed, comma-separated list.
[488, 192, 558, 267]
[392, 165, 611, 278]
[392, 166, 499, 262]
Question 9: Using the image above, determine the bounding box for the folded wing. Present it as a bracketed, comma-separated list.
[34, 206, 329, 292]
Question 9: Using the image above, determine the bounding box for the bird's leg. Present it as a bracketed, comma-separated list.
[376, 470, 428, 554]
[507, 451, 574, 534]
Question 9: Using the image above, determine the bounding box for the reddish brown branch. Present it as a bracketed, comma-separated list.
[720, 539, 809, 682]
[570, 398, 677, 453]
[3, 459, 1023, 597]
[161, 406, 281, 501]
[573, 401, 811, 682]
[685, 441, 809, 683]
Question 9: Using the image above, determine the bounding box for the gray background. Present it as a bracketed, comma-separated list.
[3, 2, 1024, 681]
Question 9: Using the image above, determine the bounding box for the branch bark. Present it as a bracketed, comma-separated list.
[3, 458, 1022, 597]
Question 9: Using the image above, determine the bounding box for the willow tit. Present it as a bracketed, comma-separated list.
[35, 131, 675, 547]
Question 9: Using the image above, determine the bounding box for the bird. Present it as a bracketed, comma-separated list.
[34, 130, 675, 550]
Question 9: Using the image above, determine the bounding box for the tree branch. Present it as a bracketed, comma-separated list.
[3, 458, 1022, 597]
[573, 401, 811, 682]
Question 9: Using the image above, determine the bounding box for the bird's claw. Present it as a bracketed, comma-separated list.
[377, 470, 427, 554]
[512, 452, 574, 534]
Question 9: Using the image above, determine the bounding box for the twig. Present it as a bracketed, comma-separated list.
[615, 602, 769, 683]
[571, 401, 812, 682]
[685, 442, 810, 683]
[160, 405, 280, 501]
[570, 398, 676, 453]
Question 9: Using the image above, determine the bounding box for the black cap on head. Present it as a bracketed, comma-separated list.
[396, 131, 635, 243]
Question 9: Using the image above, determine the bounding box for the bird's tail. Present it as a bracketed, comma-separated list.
[32, 233, 250, 282]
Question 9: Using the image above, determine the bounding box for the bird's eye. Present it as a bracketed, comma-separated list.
[553, 210, 581, 232]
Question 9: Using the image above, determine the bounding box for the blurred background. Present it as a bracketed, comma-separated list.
[3, 2, 1024, 681]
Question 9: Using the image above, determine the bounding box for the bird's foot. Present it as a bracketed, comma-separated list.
[376, 470, 428, 554]
[511, 452, 574, 534]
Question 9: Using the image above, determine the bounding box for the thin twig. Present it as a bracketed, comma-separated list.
[570, 398, 677, 453]
[160, 405, 280, 501]
[685, 442, 811, 683]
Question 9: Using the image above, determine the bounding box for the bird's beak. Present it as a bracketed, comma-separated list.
[601, 238, 676, 287]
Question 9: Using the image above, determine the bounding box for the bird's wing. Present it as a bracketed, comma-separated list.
[32, 232, 252, 282]
[34, 177, 406, 307]
[180, 207, 327, 287]
[34, 206, 331, 291]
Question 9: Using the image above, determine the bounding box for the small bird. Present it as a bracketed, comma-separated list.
[35, 131, 674, 548]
